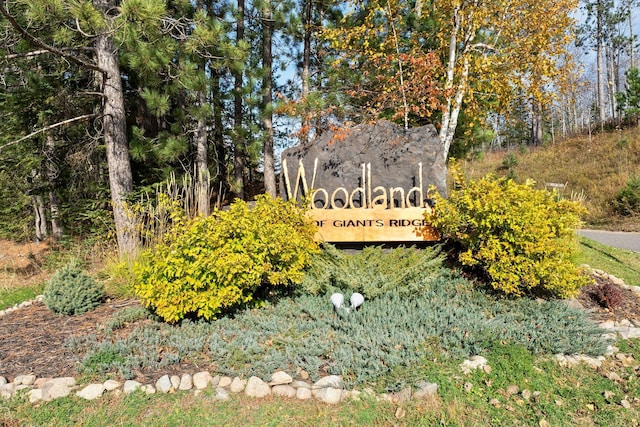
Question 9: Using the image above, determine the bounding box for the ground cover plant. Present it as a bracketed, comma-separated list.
[65, 246, 609, 392]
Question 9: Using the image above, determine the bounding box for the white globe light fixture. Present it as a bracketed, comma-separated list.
[350, 292, 364, 310]
[330, 293, 344, 310]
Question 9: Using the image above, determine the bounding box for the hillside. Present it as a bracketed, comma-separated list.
[462, 127, 640, 231]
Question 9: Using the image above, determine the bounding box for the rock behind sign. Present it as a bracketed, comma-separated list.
[280, 121, 446, 206]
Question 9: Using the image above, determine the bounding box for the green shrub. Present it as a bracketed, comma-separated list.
[427, 164, 591, 298]
[612, 174, 640, 216]
[44, 259, 105, 315]
[300, 244, 446, 299]
[133, 194, 319, 322]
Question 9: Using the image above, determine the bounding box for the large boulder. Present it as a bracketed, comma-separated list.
[280, 121, 446, 207]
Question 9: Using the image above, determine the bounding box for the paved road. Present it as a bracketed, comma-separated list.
[578, 229, 640, 252]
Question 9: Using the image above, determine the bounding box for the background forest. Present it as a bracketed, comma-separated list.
[1, 0, 639, 256]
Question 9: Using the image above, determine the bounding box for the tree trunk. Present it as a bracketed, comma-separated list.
[530, 101, 543, 146]
[94, 21, 137, 257]
[301, 0, 312, 143]
[195, 88, 210, 216]
[45, 134, 63, 239]
[32, 195, 48, 241]
[629, 0, 635, 69]
[233, 0, 245, 199]
[596, 0, 606, 129]
[262, 0, 277, 197]
[212, 70, 226, 206]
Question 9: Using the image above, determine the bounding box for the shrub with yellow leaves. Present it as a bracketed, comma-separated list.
[427, 163, 591, 298]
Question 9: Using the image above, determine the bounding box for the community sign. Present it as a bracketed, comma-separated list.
[280, 121, 446, 242]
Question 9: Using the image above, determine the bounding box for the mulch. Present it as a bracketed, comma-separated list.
[1, 278, 639, 384]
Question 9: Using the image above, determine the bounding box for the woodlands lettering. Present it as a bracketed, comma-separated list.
[282, 158, 428, 210]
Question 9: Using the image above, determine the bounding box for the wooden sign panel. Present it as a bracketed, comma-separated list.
[309, 207, 439, 242]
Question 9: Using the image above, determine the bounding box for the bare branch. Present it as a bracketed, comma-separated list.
[2, 49, 51, 60]
[0, 114, 98, 152]
[0, 4, 103, 73]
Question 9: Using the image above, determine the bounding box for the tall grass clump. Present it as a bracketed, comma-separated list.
[300, 244, 446, 298]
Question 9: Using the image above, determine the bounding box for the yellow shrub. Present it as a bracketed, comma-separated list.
[427, 164, 591, 298]
[134, 194, 319, 322]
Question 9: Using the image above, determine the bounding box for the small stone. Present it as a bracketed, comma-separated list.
[21, 375, 36, 386]
[193, 372, 212, 390]
[389, 387, 412, 403]
[0, 377, 6, 387]
[620, 327, 640, 339]
[609, 275, 625, 286]
[314, 387, 343, 404]
[170, 375, 180, 389]
[269, 371, 293, 386]
[532, 391, 542, 401]
[539, 419, 550, 427]
[599, 320, 616, 329]
[506, 385, 519, 396]
[483, 365, 492, 374]
[156, 375, 172, 393]
[621, 399, 632, 409]
[604, 390, 615, 400]
[271, 384, 296, 398]
[460, 355, 488, 374]
[414, 382, 438, 399]
[34, 378, 51, 388]
[210, 375, 221, 387]
[245, 376, 271, 398]
[41, 377, 75, 401]
[142, 385, 156, 394]
[312, 375, 343, 390]
[619, 319, 632, 328]
[489, 398, 501, 408]
[215, 387, 230, 401]
[179, 374, 193, 391]
[522, 389, 532, 400]
[123, 380, 142, 394]
[28, 388, 43, 403]
[0, 383, 15, 399]
[218, 376, 233, 388]
[14, 375, 24, 386]
[586, 403, 595, 411]
[104, 380, 121, 391]
[395, 407, 406, 419]
[296, 387, 312, 400]
[464, 382, 473, 392]
[577, 355, 603, 369]
[555, 399, 563, 406]
[606, 345, 619, 356]
[76, 384, 105, 400]
[229, 377, 247, 393]
[564, 298, 584, 310]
